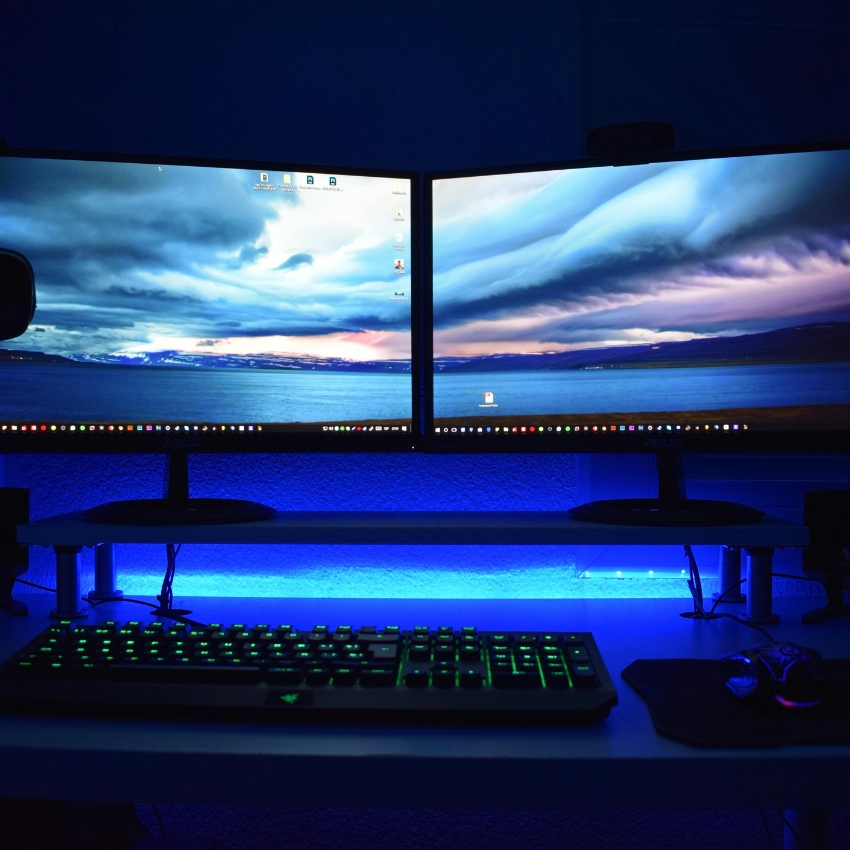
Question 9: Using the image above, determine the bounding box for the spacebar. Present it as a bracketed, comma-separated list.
[108, 664, 263, 684]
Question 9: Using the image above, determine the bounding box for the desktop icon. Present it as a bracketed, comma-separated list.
[307, 175, 314, 184]
[395, 207, 403, 217]
[329, 176, 337, 186]
[260, 172, 269, 183]
[394, 259, 405, 270]
[482, 392, 494, 404]
[283, 173, 292, 184]
[395, 233, 403, 243]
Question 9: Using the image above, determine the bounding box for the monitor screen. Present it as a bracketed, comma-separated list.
[427, 143, 850, 452]
[0, 151, 416, 451]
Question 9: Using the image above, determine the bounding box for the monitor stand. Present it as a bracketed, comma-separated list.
[568, 449, 765, 527]
[82, 453, 276, 526]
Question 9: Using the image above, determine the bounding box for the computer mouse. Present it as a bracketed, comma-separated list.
[724, 642, 831, 709]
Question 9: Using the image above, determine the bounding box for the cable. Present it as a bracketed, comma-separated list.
[15, 567, 202, 626]
[575, 545, 611, 578]
[715, 612, 774, 643]
[776, 810, 802, 850]
[709, 572, 820, 615]
[152, 802, 166, 839]
[684, 545, 706, 615]
[15, 578, 57, 593]
[682, 545, 722, 619]
[709, 578, 747, 613]
[758, 811, 779, 850]
[772, 573, 821, 582]
[157, 543, 182, 612]
[80, 595, 206, 627]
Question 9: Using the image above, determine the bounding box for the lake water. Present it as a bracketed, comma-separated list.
[434, 362, 850, 418]
[0, 362, 411, 423]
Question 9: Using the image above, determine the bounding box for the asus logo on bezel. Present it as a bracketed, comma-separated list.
[162, 438, 202, 448]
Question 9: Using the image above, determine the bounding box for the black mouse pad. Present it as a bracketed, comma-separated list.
[621, 658, 850, 748]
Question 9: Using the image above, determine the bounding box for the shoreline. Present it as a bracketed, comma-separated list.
[434, 404, 850, 428]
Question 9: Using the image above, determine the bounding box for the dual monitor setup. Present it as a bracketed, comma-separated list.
[1, 141, 849, 527]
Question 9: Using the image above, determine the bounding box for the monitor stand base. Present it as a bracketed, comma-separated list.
[83, 498, 276, 526]
[82, 452, 276, 526]
[801, 603, 850, 624]
[569, 498, 765, 527]
[567, 449, 765, 527]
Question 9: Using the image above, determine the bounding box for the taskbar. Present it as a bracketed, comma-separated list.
[435, 422, 748, 435]
[0, 421, 411, 435]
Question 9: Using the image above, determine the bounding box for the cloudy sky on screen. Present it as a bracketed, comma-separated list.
[432, 149, 850, 357]
[0, 158, 410, 361]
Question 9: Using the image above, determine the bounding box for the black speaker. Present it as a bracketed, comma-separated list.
[0, 488, 30, 616]
[0, 248, 36, 341]
[587, 121, 675, 159]
[802, 490, 850, 624]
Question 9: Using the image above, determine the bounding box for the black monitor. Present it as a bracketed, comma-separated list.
[425, 141, 850, 524]
[0, 149, 417, 523]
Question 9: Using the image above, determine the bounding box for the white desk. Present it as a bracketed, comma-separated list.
[0, 595, 845, 819]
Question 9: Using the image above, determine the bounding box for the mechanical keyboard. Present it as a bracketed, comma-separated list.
[0, 620, 618, 724]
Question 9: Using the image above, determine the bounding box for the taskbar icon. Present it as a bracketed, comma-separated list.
[323, 424, 409, 432]
[0, 422, 262, 433]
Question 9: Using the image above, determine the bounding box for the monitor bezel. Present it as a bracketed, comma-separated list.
[0, 146, 419, 454]
[424, 138, 850, 454]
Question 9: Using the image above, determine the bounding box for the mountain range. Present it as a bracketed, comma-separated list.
[0, 348, 411, 373]
[435, 321, 850, 373]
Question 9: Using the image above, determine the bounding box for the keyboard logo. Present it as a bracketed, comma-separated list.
[267, 690, 314, 707]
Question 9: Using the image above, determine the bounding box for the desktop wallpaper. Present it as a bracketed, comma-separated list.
[0, 157, 412, 426]
[433, 149, 850, 427]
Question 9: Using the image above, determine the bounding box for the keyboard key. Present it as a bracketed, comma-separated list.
[570, 663, 597, 688]
[408, 644, 430, 661]
[368, 644, 398, 661]
[360, 668, 397, 687]
[459, 670, 483, 689]
[111, 664, 263, 685]
[404, 669, 429, 688]
[434, 645, 455, 661]
[431, 665, 456, 688]
[266, 667, 304, 686]
[332, 667, 358, 687]
[545, 670, 570, 689]
[305, 668, 330, 686]
[492, 670, 542, 689]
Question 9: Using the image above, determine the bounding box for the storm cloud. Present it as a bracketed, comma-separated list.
[432, 149, 850, 355]
[0, 157, 411, 360]
[275, 252, 313, 271]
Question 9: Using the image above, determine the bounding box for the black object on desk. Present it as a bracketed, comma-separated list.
[802, 490, 850, 624]
[622, 657, 850, 748]
[0, 487, 29, 616]
[0, 621, 618, 725]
